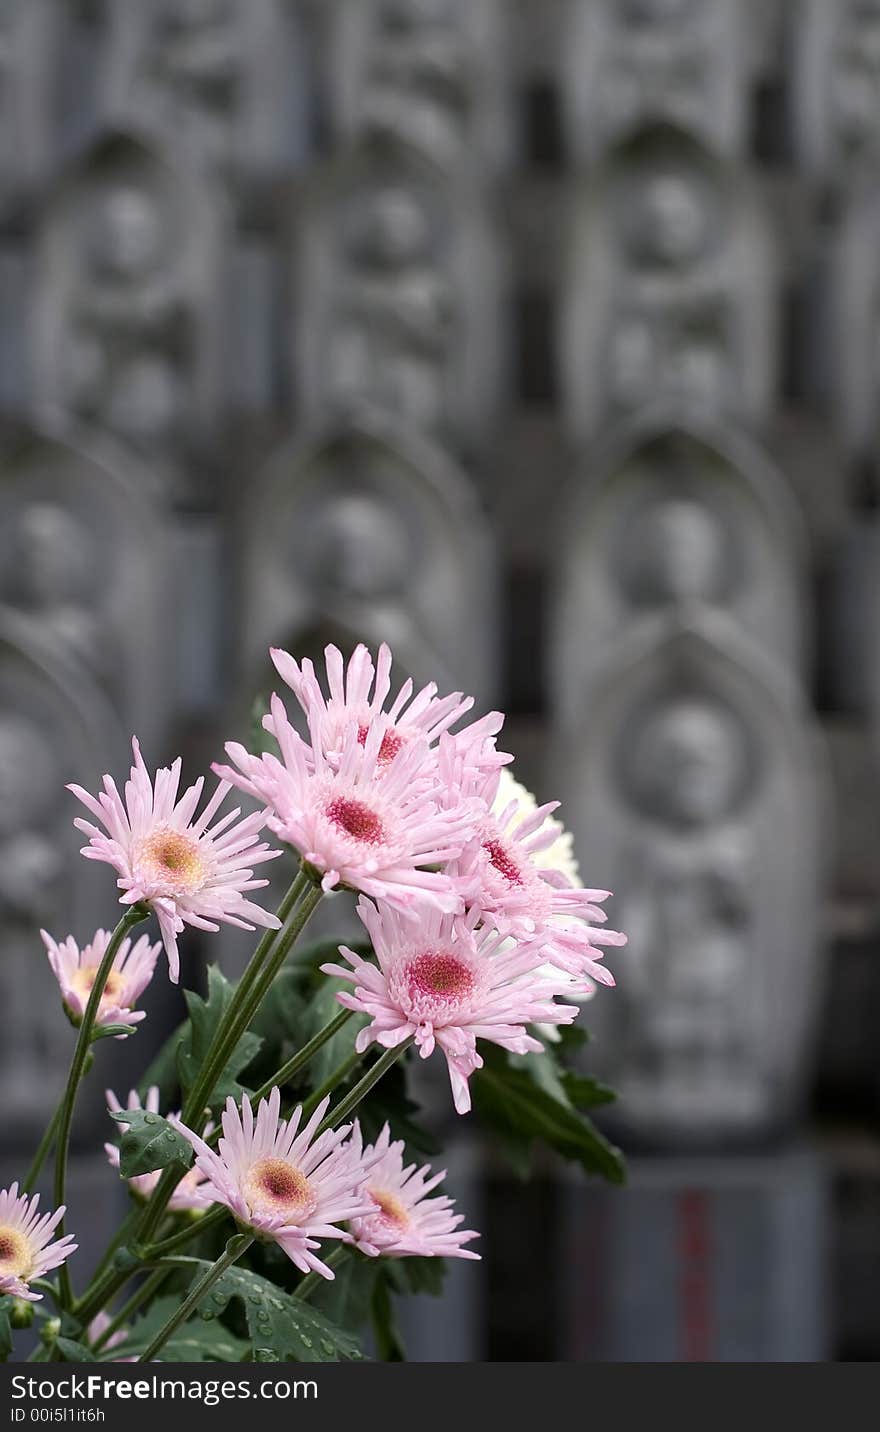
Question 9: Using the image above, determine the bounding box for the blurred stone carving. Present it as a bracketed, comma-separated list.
[560, 127, 777, 443]
[0, 0, 53, 214]
[0, 426, 172, 748]
[562, 0, 752, 165]
[329, 0, 510, 173]
[0, 616, 124, 1141]
[554, 620, 827, 1146]
[30, 133, 227, 484]
[236, 415, 498, 709]
[550, 411, 807, 724]
[793, 0, 880, 187]
[97, 0, 306, 190]
[831, 183, 880, 459]
[294, 141, 505, 450]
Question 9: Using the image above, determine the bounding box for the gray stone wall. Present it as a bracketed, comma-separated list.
[1, 0, 879, 1360]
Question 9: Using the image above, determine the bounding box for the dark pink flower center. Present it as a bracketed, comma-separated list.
[326, 796, 385, 844]
[407, 951, 476, 1000]
[358, 723, 404, 766]
[484, 838, 522, 886]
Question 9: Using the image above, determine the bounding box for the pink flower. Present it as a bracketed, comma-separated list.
[455, 774, 626, 987]
[347, 1123, 480, 1261]
[173, 1088, 381, 1279]
[104, 1088, 211, 1211]
[216, 700, 475, 912]
[69, 738, 283, 982]
[269, 643, 509, 780]
[322, 898, 581, 1114]
[0, 1184, 77, 1302]
[42, 927, 160, 1036]
[86, 1312, 127, 1354]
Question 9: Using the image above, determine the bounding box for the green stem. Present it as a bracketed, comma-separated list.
[299, 1051, 361, 1120]
[53, 905, 149, 1308]
[22, 1103, 64, 1194]
[142, 1207, 228, 1261]
[294, 1245, 350, 1302]
[134, 873, 320, 1249]
[135, 1234, 253, 1363]
[316, 1039, 414, 1136]
[249, 1009, 354, 1107]
[87, 1207, 140, 1288]
[212, 883, 324, 1093]
[92, 1268, 170, 1352]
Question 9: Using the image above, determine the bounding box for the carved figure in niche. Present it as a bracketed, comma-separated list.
[618, 696, 759, 1104]
[620, 496, 733, 608]
[8, 503, 104, 671]
[620, 169, 717, 269]
[0, 713, 68, 1122]
[360, 0, 469, 168]
[595, 0, 728, 154]
[140, 0, 238, 178]
[604, 159, 740, 417]
[330, 187, 454, 433]
[832, 1, 880, 166]
[298, 491, 413, 605]
[64, 183, 188, 458]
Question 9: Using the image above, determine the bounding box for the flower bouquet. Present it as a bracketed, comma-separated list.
[0, 644, 625, 1364]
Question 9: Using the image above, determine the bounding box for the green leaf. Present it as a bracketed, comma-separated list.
[186, 1260, 366, 1363]
[109, 1109, 194, 1178]
[112, 1296, 249, 1363]
[55, 1338, 96, 1362]
[471, 1046, 625, 1185]
[91, 1023, 137, 1042]
[300, 977, 369, 1089]
[370, 1270, 406, 1362]
[386, 1256, 447, 1298]
[0, 1299, 13, 1361]
[310, 1253, 380, 1333]
[555, 1024, 590, 1053]
[560, 1071, 617, 1109]
[177, 966, 263, 1108]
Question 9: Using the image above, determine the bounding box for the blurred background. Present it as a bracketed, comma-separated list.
[2, 0, 880, 1362]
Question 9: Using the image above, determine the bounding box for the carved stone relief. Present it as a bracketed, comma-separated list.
[30, 132, 227, 482]
[294, 141, 505, 450]
[328, 0, 510, 174]
[553, 620, 827, 1147]
[562, 0, 753, 165]
[560, 127, 777, 442]
[235, 415, 498, 711]
[550, 410, 808, 725]
[0, 426, 172, 747]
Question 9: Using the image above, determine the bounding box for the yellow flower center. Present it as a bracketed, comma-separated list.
[369, 1188, 410, 1229]
[70, 967, 125, 1006]
[137, 827, 206, 894]
[243, 1158, 315, 1222]
[0, 1226, 32, 1280]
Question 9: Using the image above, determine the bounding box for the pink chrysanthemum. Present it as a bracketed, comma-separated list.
[216, 700, 475, 912]
[69, 738, 283, 982]
[346, 1123, 480, 1261]
[0, 1184, 77, 1302]
[86, 1313, 128, 1354]
[104, 1088, 211, 1211]
[41, 927, 161, 1036]
[322, 898, 581, 1114]
[454, 773, 626, 987]
[173, 1088, 381, 1279]
[269, 643, 509, 781]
